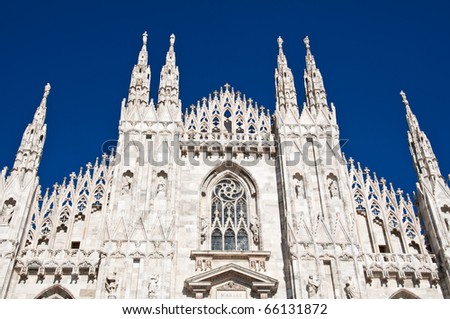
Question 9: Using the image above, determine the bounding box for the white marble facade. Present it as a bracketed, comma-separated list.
[0, 33, 448, 299]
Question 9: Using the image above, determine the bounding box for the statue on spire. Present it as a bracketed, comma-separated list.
[170, 34, 175, 47]
[400, 90, 409, 106]
[142, 31, 148, 46]
[277, 36, 283, 49]
[304, 36, 310, 49]
[44, 83, 51, 99]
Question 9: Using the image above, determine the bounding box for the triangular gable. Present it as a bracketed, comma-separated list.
[184, 263, 278, 299]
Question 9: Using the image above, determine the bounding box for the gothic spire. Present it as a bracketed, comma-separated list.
[12, 83, 50, 173]
[157, 34, 181, 122]
[274, 36, 299, 122]
[303, 36, 328, 111]
[127, 31, 151, 107]
[402, 90, 442, 183]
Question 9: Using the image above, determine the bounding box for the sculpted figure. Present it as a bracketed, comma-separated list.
[344, 277, 358, 299]
[306, 275, 320, 298]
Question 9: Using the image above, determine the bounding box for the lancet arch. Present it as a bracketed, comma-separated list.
[199, 162, 260, 251]
[35, 284, 75, 299]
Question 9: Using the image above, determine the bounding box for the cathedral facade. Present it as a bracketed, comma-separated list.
[0, 33, 449, 299]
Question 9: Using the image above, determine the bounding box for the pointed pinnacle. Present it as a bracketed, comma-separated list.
[170, 34, 175, 47]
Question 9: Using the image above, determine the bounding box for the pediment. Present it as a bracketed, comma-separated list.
[184, 263, 278, 299]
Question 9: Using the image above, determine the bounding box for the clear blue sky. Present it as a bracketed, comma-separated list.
[0, 1, 449, 195]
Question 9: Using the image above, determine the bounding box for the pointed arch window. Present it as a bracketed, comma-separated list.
[210, 178, 251, 251]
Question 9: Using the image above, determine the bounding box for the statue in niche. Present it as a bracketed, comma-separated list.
[200, 217, 207, 244]
[344, 277, 358, 299]
[306, 275, 320, 298]
[105, 272, 118, 299]
[0, 198, 16, 224]
[148, 274, 160, 297]
[250, 217, 260, 245]
[329, 179, 339, 198]
[121, 171, 133, 195]
[295, 179, 304, 199]
[156, 176, 166, 198]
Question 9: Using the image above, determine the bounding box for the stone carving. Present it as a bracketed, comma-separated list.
[156, 177, 166, 198]
[88, 266, 97, 283]
[217, 281, 246, 291]
[200, 217, 207, 244]
[37, 266, 45, 283]
[195, 259, 212, 272]
[306, 275, 320, 298]
[0, 198, 16, 224]
[54, 267, 62, 283]
[195, 259, 203, 271]
[19, 266, 28, 283]
[121, 170, 134, 195]
[329, 179, 339, 198]
[105, 272, 118, 299]
[156, 171, 168, 198]
[295, 180, 303, 199]
[250, 217, 260, 245]
[344, 277, 358, 299]
[249, 259, 266, 272]
[148, 274, 160, 297]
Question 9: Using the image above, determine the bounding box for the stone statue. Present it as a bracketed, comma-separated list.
[329, 179, 339, 198]
[0, 200, 15, 224]
[250, 217, 260, 245]
[306, 275, 320, 298]
[142, 31, 148, 45]
[344, 277, 358, 299]
[44, 83, 51, 98]
[121, 175, 132, 195]
[295, 179, 304, 199]
[148, 274, 160, 297]
[105, 272, 118, 299]
[156, 176, 166, 198]
[200, 217, 207, 244]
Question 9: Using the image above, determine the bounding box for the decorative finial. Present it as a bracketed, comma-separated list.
[170, 34, 175, 46]
[277, 36, 283, 49]
[400, 90, 409, 106]
[304, 36, 310, 49]
[44, 83, 51, 99]
[142, 31, 148, 46]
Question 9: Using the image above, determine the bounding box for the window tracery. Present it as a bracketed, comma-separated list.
[210, 178, 254, 251]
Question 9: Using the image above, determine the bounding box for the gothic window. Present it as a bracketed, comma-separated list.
[210, 178, 251, 251]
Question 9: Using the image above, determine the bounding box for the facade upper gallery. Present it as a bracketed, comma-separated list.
[0, 32, 449, 299]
